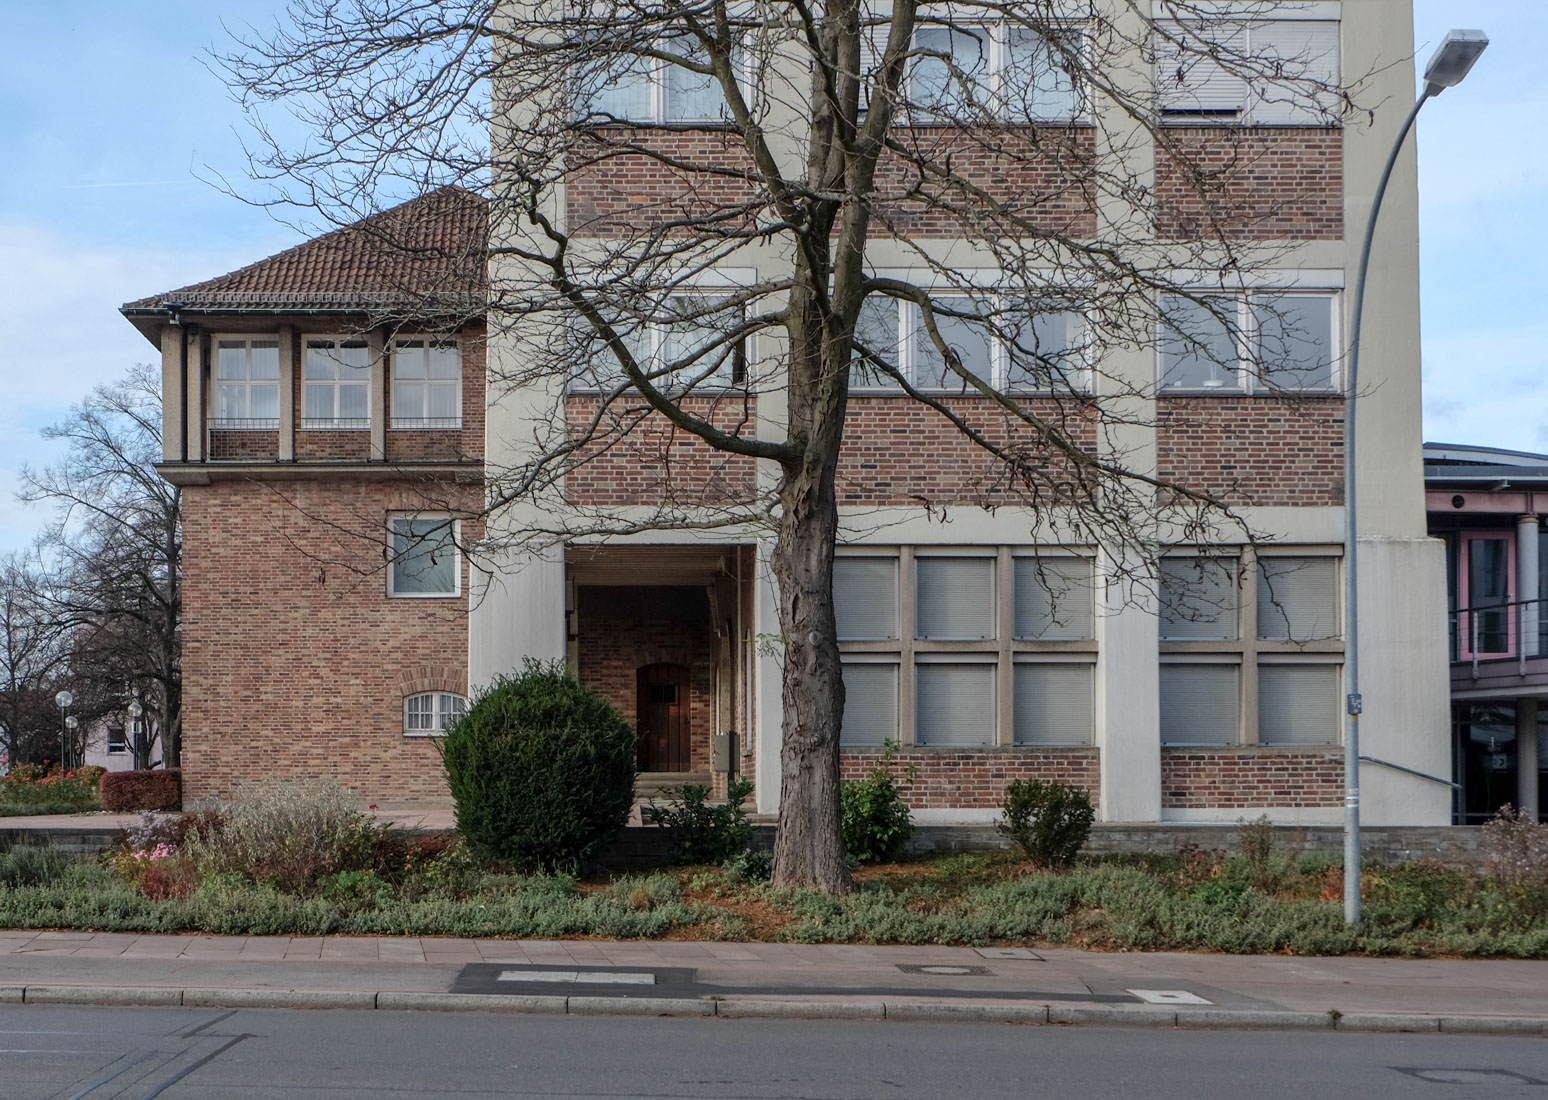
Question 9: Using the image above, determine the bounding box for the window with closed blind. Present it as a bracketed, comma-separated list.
[1158, 548, 1342, 748]
[1154, 19, 1341, 125]
[834, 547, 1096, 748]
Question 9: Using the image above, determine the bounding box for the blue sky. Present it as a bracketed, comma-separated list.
[0, 2, 1544, 557]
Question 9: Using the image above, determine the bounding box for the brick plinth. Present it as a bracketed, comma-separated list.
[180, 478, 481, 803]
[209, 431, 278, 461]
[1156, 396, 1343, 506]
[1161, 748, 1344, 809]
[1155, 127, 1344, 240]
[841, 748, 1100, 809]
[837, 395, 1098, 506]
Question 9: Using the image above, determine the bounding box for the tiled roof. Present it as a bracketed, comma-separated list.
[122, 187, 487, 314]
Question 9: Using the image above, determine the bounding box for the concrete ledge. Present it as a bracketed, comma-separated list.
[567, 996, 715, 1017]
[884, 1001, 1049, 1024]
[182, 988, 377, 1011]
[1335, 1012, 1440, 1033]
[24, 985, 183, 1007]
[714, 998, 886, 1020]
[1175, 1008, 1332, 1031]
[376, 991, 568, 1014]
[1437, 1015, 1547, 1036]
[0, 986, 26, 1004]
[1048, 1004, 1179, 1027]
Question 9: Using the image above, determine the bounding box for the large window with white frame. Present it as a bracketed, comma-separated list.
[573, 294, 748, 392]
[583, 33, 745, 124]
[1158, 550, 1343, 748]
[1158, 292, 1338, 393]
[836, 548, 1096, 749]
[905, 20, 1082, 121]
[1153, 17, 1341, 125]
[303, 338, 372, 428]
[853, 293, 1086, 392]
[212, 337, 281, 429]
[404, 692, 467, 736]
[392, 339, 462, 429]
[388, 515, 460, 598]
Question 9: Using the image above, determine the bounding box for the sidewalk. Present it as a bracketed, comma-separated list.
[2, 931, 1547, 1034]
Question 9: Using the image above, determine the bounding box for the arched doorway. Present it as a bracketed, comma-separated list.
[637, 662, 690, 772]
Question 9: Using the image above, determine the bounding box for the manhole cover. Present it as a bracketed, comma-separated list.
[1395, 1068, 1546, 1086]
[975, 948, 1043, 961]
[896, 964, 993, 976]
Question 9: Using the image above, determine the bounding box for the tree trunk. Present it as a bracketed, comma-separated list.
[769, 440, 853, 895]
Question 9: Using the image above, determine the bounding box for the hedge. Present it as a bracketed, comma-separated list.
[99, 769, 182, 812]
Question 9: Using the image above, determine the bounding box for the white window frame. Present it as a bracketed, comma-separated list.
[1153, 15, 1342, 126]
[854, 292, 1092, 393]
[403, 692, 467, 737]
[583, 37, 751, 124]
[387, 514, 462, 599]
[302, 336, 373, 430]
[211, 336, 282, 430]
[573, 293, 750, 393]
[1157, 291, 1341, 395]
[391, 337, 463, 430]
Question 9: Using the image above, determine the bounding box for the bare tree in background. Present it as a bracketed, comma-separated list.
[0, 555, 70, 770]
[20, 365, 182, 769]
[218, 0, 1354, 892]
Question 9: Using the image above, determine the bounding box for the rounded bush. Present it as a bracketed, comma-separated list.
[441, 662, 637, 872]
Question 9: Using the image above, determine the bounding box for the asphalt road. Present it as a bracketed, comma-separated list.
[4, 1004, 1548, 1099]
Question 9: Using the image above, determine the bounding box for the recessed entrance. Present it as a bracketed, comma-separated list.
[637, 662, 690, 773]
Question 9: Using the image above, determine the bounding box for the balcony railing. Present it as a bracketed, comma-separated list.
[209, 417, 280, 431]
[1451, 597, 1548, 677]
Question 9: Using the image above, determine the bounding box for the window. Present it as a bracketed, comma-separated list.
[916, 556, 995, 640]
[1154, 19, 1340, 125]
[587, 35, 737, 123]
[392, 339, 461, 429]
[854, 294, 1086, 392]
[304, 339, 371, 428]
[1159, 550, 1343, 747]
[840, 662, 899, 746]
[106, 726, 128, 755]
[213, 338, 281, 428]
[1013, 557, 1093, 640]
[1159, 294, 1337, 393]
[388, 516, 460, 597]
[835, 547, 1096, 748]
[405, 692, 466, 736]
[900, 21, 1080, 121]
[834, 557, 899, 641]
[575, 295, 747, 391]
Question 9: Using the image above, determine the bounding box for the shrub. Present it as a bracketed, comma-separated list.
[996, 779, 1094, 869]
[100, 769, 182, 812]
[183, 779, 383, 893]
[648, 778, 754, 864]
[0, 763, 105, 814]
[1234, 814, 1294, 894]
[840, 744, 915, 864]
[724, 846, 774, 883]
[0, 844, 74, 887]
[440, 661, 637, 873]
[1482, 805, 1548, 921]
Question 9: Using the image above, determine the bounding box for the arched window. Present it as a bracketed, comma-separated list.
[404, 692, 467, 736]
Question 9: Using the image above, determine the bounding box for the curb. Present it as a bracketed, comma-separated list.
[8, 985, 1547, 1036]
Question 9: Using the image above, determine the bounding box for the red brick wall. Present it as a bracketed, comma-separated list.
[1155, 127, 1343, 240]
[295, 429, 372, 461]
[210, 431, 278, 460]
[837, 395, 1098, 506]
[1156, 397, 1343, 506]
[576, 592, 717, 776]
[1161, 748, 1343, 809]
[564, 394, 758, 507]
[566, 126, 1096, 239]
[180, 478, 482, 803]
[841, 749, 1099, 809]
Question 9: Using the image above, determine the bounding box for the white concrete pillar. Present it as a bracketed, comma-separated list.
[467, 546, 567, 691]
[1519, 699, 1540, 822]
[1095, 551, 1161, 823]
[1518, 515, 1539, 657]
[278, 326, 296, 462]
[185, 330, 205, 463]
[753, 539, 784, 814]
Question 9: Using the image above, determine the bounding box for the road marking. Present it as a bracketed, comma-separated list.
[497, 970, 657, 985]
[1126, 989, 1213, 1005]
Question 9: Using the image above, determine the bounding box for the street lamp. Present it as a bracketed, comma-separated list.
[53, 690, 73, 773]
[64, 716, 79, 771]
[1342, 29, 1488, 926]
[127, 700, 144, 771]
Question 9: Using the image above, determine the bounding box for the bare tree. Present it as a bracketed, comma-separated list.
[0, 555, 70, 770]
[19, 364, 181, 769]
[217, 0, 1356, 892]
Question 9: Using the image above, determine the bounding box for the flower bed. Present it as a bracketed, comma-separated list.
[0, 763, 105, 816]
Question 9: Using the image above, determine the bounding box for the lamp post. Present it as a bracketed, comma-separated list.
[53, 690, 73, 773]
[126, 699, 145, 771]
[64, 716, 79, 771]
[1343, 29, 1489, 926]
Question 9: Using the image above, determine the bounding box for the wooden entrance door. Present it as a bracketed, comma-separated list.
[637, 663, 689, 772]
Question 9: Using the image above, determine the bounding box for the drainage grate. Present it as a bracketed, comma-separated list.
[895, 964, 994, 977]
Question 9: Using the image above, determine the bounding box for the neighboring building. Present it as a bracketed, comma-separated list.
[127, 1, 1452, 825]
[1425, 442, 1548, 822]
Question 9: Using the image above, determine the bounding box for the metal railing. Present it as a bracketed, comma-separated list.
[1450, 596, 1548, 677]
